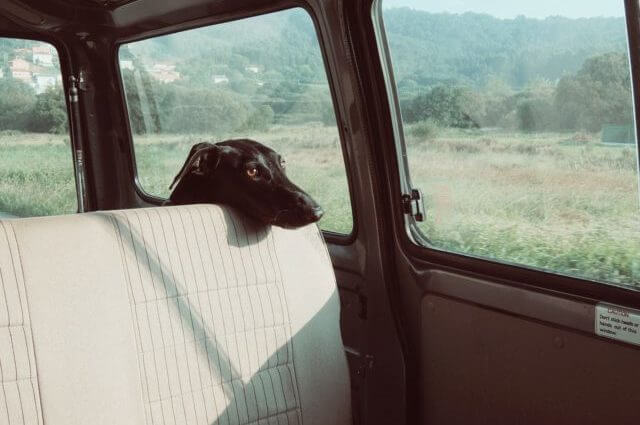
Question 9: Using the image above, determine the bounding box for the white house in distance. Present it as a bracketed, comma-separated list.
[148, 63, 180, 83]
[212, 74, 229, 84]
[9, 58, 32, 84]
[244, 65, 260, 73]
[34, 74, 60, 94]
[5, 51, 61, 93]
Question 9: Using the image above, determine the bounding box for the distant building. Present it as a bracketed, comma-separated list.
[601, 124, 635, 144]
[32, 45, 54, 67]
[120, 60, 134, 70]
[148, 63, 180, 83]
[34, 74, 57, 94]
[9, 58, 32, 83]
[13, 48, 30, 57]
[245, 65, 260, 74]
[212, 74, 229, 84]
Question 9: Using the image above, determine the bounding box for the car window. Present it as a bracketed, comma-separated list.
[119, 8, 353, 234]
[0, 38, 76, 218]
[378, 1, 640, 287]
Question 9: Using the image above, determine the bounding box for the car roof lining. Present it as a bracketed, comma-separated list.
[0, 0, 299, 42]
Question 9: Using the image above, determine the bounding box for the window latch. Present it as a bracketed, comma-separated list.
[68, 75, 79, 104]
[402, 189, 425, 222]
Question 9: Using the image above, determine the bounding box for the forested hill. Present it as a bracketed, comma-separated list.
[123, 8, 628, 91]
[0, 9, 629, 135]
[383, 9, 627, 89]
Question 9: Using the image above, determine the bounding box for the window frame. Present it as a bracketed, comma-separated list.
[371, 0, 640, 299]
[114, 3, 358, 243]
[0, 32, 81, 216]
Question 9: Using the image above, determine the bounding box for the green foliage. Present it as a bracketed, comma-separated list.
[121, 69, 147, 134]
[409, 119, 440, 140]
[244, 105, 274, 131]
[0, 79, 36, 131]
[159, 86, 250, 134]
[555, 52, 633, 132]
[402, 86, 479, 128]
[28, 85, 68, 134]
[285, 86, 335, 125]
[399, 51, 632, 133]
[515, 79, 555, 132]
[0, 12, 633, 138]
[384, 9, 627, 88]
[0, 141, 76, 217]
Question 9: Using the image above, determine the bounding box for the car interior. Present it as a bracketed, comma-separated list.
[0, 0, 639, 424]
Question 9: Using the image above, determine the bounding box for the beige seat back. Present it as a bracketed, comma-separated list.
[0, 204, 351, 425]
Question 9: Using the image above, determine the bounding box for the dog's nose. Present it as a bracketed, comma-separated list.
[309, 206, 324, 221]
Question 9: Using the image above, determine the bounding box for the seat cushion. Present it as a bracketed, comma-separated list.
[0, 221, 42, 425]
[2, 204, 351, 425]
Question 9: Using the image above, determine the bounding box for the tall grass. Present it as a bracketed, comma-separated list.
[405, 126, 640, 286]
[0, 133, 75, 217]
[0, 126, 638, 287]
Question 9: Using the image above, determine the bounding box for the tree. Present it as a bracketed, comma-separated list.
[555, 52, 632, 132]
[28, 85, 68, 134]
[161, 86, 249, 134]
[0, 79, 36, 131]
[478, 77, 514, 127]
[516, 79, 555, 132]
[121, 69, 147, 134]
[244, 105, 274, 131]
[402, 85, 479, 128]
[121, 67, 163, 134]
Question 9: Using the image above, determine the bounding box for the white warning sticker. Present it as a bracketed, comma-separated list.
[595, 304, 640, 346]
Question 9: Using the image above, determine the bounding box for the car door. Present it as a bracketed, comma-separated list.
[345, 0, 640, 423]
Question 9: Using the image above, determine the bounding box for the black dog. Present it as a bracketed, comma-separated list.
[167, 139, 324, 229]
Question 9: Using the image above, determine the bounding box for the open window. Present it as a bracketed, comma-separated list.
[376, 0, 640, 288]
[0, 38, 75, 218]
[119, 8, 354, 235]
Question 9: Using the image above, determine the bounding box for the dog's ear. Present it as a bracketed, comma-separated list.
[169, 143, 225, 190]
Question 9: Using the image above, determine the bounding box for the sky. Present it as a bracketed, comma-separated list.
[382, 0, 625, 19]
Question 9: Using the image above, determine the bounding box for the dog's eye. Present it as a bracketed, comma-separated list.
[246, 167, 259, 178]
[279, 158, 286, 169]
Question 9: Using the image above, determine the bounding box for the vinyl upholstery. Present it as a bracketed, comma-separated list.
[0, 205, 351, 425]
[0, 222, 42, 425]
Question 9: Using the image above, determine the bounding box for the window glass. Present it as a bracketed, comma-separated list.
[380, 1, 640, 287]
[120, 8, 353, 234]
[0, 38, 75, 218]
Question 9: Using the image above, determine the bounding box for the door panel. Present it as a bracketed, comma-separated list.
[361, 0, 640, 422]
[336, 269, 368, 424]
[421, 292, 640, 424]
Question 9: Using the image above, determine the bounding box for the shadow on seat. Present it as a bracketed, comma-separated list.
[110, 205, 350, 425]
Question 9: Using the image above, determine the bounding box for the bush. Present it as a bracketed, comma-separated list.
[28, 85, 68, 134]
[0, 79, 36, 131]
[161, 86, 249, 134]
[244, 105, 274, 131]
[409, 119, 439, 140]
[517, 97, 554, 132]
[402, 85, 479, 128]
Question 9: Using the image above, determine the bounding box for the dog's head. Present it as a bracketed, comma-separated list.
[168, 139, 324, 229]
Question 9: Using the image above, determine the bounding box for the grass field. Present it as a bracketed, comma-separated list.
[0, 125, 638, 287]
[406, 127, 640, 286]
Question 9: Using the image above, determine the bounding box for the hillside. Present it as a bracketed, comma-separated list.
[383, 9, 627, 89]
[123, 8, 628, 91]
